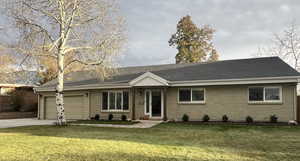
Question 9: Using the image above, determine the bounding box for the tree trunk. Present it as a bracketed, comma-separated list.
[56, 51, 66, 125]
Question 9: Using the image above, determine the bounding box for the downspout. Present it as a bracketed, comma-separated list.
[295, 84, 298, 121]
[37, 94, 40, 120]
[33, 88, 40, 120]
[131, 88, 136, 120]
[87, 91, 91, 119]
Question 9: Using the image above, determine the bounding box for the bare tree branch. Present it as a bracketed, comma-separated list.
[22, 1, 61, 25]
[3, 0, 126, 125]
[255, 22, 300, 71]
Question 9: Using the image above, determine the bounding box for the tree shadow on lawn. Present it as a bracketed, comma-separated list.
[39, 151, 203, 161]
[0, 122, 300, 160]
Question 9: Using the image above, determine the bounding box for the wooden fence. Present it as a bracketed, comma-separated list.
[0, 96, 13, 112]
[0, 89, 38, 112]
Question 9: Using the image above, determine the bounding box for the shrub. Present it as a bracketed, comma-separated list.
[121, 115, 127, 121]
[222, 115, 229, 122]
[246, 116, 254, 123]
[182, 114, 189, 122]
[270, 114, 278, 123]
[94, 114, 100, 120]
[202, 114, 210, 122]
[108, 114, 114, 120]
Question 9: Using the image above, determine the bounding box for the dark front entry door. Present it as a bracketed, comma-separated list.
[151, 90, 162, 117]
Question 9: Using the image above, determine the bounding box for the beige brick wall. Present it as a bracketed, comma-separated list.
[166, 84, 296, 122]
[38, 83, 297, 122]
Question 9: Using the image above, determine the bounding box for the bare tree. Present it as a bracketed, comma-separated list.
[0, 54, 15, 75]
[257, 22, 300, 70]
[4, 0, 125, 125]
[0, 44, 15, 78]
[0, 26, 14, 76]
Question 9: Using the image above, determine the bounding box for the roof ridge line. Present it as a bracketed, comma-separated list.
[117, 56, 279, 69]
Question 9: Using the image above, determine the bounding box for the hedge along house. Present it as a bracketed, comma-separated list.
[35, 57, 300, 122]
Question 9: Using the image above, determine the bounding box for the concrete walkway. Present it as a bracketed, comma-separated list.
[0, 118, 56, 128]
[72, 120, 163, 128]
[0, 119, 162, 129]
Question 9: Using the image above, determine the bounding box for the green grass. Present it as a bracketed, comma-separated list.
[0, 123, 299, 161]
[68, 120, 139, 125]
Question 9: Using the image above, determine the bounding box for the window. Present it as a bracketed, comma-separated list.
[102, 91, 129, 111]
[116, 92, 122, 110]
[179, 89, 191, 102]
[109, 92, 116, 109]
[102, 92, 108, 110]
[123, 91, 129, 110]
[249, 87, 263, 101]
[178, 88, 205, 103]
[265, 87, 280, 101]
[192, 89, 205, 101]
[248, 86, 282, 103]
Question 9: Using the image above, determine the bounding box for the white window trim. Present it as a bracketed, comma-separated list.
[144, 89, 164, 119]
[178, 88, 206, 104]
[248, 86, 282, 103]
[144, 90, 151, 115]
[101, 90, 130, 112]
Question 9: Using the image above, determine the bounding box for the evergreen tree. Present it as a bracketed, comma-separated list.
[169, 15, 219, 64]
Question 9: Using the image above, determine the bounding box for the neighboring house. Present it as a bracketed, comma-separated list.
[0, 71, 40, 112]
[35, 57, 300, 122]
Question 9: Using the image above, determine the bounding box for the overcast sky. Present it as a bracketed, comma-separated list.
[117, 0, 300, 66]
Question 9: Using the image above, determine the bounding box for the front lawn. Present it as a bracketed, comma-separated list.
[0, 123, 299, 161]
[68, 120, 139, 125]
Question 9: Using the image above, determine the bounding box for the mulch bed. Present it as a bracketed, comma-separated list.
[170, 121, 298, 126]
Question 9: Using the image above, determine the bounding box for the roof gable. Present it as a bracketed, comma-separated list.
[129, 72, 169, 86]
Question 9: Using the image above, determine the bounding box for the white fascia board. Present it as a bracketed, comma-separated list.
[35, 84, 131, 92]
[129, 72, 169, 86]
[170, 76, 300, 86]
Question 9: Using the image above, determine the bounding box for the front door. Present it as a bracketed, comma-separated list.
[145, 90, 163, 118]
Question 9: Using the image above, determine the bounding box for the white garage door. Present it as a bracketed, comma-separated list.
[45, 95, 84, 120]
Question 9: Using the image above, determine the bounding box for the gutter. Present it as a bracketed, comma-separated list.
[170, 76, 300, 84]
[35, 83, 131, 92]
[170, 76, 300, 86]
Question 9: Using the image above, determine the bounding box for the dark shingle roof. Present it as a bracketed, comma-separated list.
[153, 56, 300, 81]
[39, 57, 300, 89]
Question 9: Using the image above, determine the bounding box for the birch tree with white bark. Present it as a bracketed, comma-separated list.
[0, 26, 15, 78]
[4, 0, 125, 125]
[257, 22, 300, 71]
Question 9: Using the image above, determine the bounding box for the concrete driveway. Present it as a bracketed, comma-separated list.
[0, 118, 56, 128]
